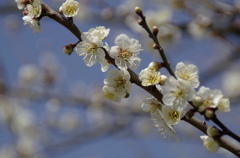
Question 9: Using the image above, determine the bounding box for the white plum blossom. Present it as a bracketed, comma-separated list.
[200, 135, 219, 153]
[197, 86, 222, 112]
[102, 86, 121, 103]
[76, 27, 110, 68]
[15, 0, 30, 9]
[76, 34, 105, 67]
[99, 42, 110, 72]
[59, 0, 79, 17]
[103, 69, 132, 99]
[109, 34, 142, 70]
[217, 97, 230, 112]
[141, 97, 179, 142]
[22, 16, 42, 33]
[26, 0, 42, 18]
[141, 97, 161, 112]
[161, 106, 183, 125]
[86, 26, 110, 40]
[18, 64, 38, 84]
[151, 109, 179, 142]
[175, 62, 199, 88]
[162, 76, 196, 110]
[139, 68, 161, 86]
[99, 59, 110, 72]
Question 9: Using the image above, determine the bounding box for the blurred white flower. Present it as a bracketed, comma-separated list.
[162, 76, 196, 110]
[58, 111, 80, 131]
[18, 64, 38, 85]
[110, 34, 142, 70]
[0, 146, 16, 158]
[188, 15, 211, 39]
[59, 0, 79, 17]
[200, 135, 219, 153]
[145, 8, 172, 27]
[222, 71, 240, 97]
[16, 136, 36, 157]
[157, 24, 181, 46]
[139, 68, 161, 86]
[175, 62, 199, 88]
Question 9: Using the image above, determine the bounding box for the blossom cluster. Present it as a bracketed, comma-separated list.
[75, 26, 143, 103]
[73, 24, 230, 152]
[15, 0, 42, 33]
[139, 61, 230, 151]
[15, 0, 80, 33]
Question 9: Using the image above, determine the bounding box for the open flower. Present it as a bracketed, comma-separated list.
[15, 0, 30, 9]
[161, 106, 183, 125]
[139, 68, 161, 86]
[197, 86, 222, 112]
[103, 69, 132, 98]
[217, 97, 230, 112]
[22, 16, 42, 33]
[86, 26, 110, 40]
[200, 135, 219, 153]
[175, 62, 199, 88]
[141, 97, 179, 142]
[102, 86, 121, 103]
[162, 76, 196, 110]
[76, 34, 105, 67]
[59, 0, 79, 17]
[26, 0, 42, 18]
[141, 97, 161, 112]
[151, 109, 179, 142]
[109, 34, 142, 70]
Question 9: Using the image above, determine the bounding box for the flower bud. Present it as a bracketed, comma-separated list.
[192, 96, 203, 108]
[138, 19, 144, 26]
[135, 7, 143, 16]
[205, 108, 215, 119]
[148, 62, 161, 71]
[124, 92, 130, 98]
[22, 9, 28, 16]
[63, 45, 73, 55]
[59, 6, 63, 14]
[153, 43, 160, 49]
[207, 126, 219, 137]
[159, 75, 168, 86]
[152, 26, 159, 36]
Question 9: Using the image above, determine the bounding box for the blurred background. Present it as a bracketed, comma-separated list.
[0, 0, 240, 157]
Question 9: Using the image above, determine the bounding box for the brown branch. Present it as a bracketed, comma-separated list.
[183, 114, 240, 157]
[41, 2, 82, 41]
